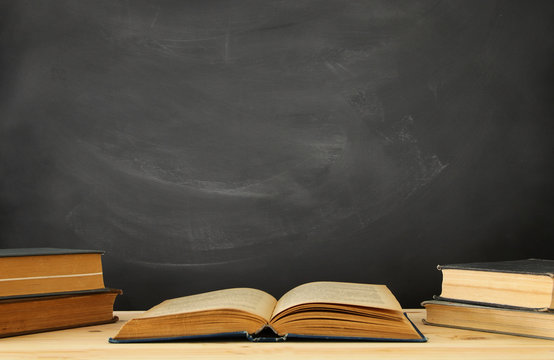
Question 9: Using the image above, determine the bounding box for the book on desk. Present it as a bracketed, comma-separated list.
[422, 258, 554, 340]
[110, 281, 426, 343]
[0, 248, 121, 338]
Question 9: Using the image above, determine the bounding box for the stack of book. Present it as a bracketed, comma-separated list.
[0, 248, 121, 338]
[422, 258, 554, 340]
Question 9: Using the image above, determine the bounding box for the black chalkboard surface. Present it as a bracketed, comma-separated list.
[1, 1, 553, 309]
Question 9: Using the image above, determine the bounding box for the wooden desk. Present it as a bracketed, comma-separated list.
[0, 310, 552, 359]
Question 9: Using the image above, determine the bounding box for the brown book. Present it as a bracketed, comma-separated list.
[0, 288, 121, 338]
[0, 248, 106, 297]
[436, 259, 554, 310]
[422, 300, 554, 340]
[111, 281, 425, 342]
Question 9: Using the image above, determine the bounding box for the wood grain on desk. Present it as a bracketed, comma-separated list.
[0, 310, 552, 359]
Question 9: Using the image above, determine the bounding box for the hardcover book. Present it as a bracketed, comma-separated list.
[422, 300, 554, 340]
[0, 288, 121, 338]
[110, 281, 426, 342]
[436, 259, 554, 310]
[0, 248, 106, 298]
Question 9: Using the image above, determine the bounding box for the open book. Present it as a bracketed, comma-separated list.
[110, 281, 425, 342]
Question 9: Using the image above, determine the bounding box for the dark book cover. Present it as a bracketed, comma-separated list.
[0, 288, 121, 303]
[430, 295, 550, 311]
[0, 248, 104, 258]
[437, 258, 554, 276]
[0, 288, 116, 301]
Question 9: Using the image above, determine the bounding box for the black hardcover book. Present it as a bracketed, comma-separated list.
[436, 259, 554, 310]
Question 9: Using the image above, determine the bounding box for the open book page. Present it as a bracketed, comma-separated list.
[138, 288, 277, 322]
[272, 281, 403, 318]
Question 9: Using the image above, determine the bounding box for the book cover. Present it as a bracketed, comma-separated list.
[0, 248, 104, 257]
[437, 259, 554, 276]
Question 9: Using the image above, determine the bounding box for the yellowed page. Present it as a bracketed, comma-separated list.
[272, 281, 402, 318]
[138, 288, 277, 322]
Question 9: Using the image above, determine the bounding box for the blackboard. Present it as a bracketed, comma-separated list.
[1, 0, 553, 309]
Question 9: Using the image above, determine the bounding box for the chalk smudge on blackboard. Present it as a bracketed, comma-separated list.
[28, 0, 451, 267]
